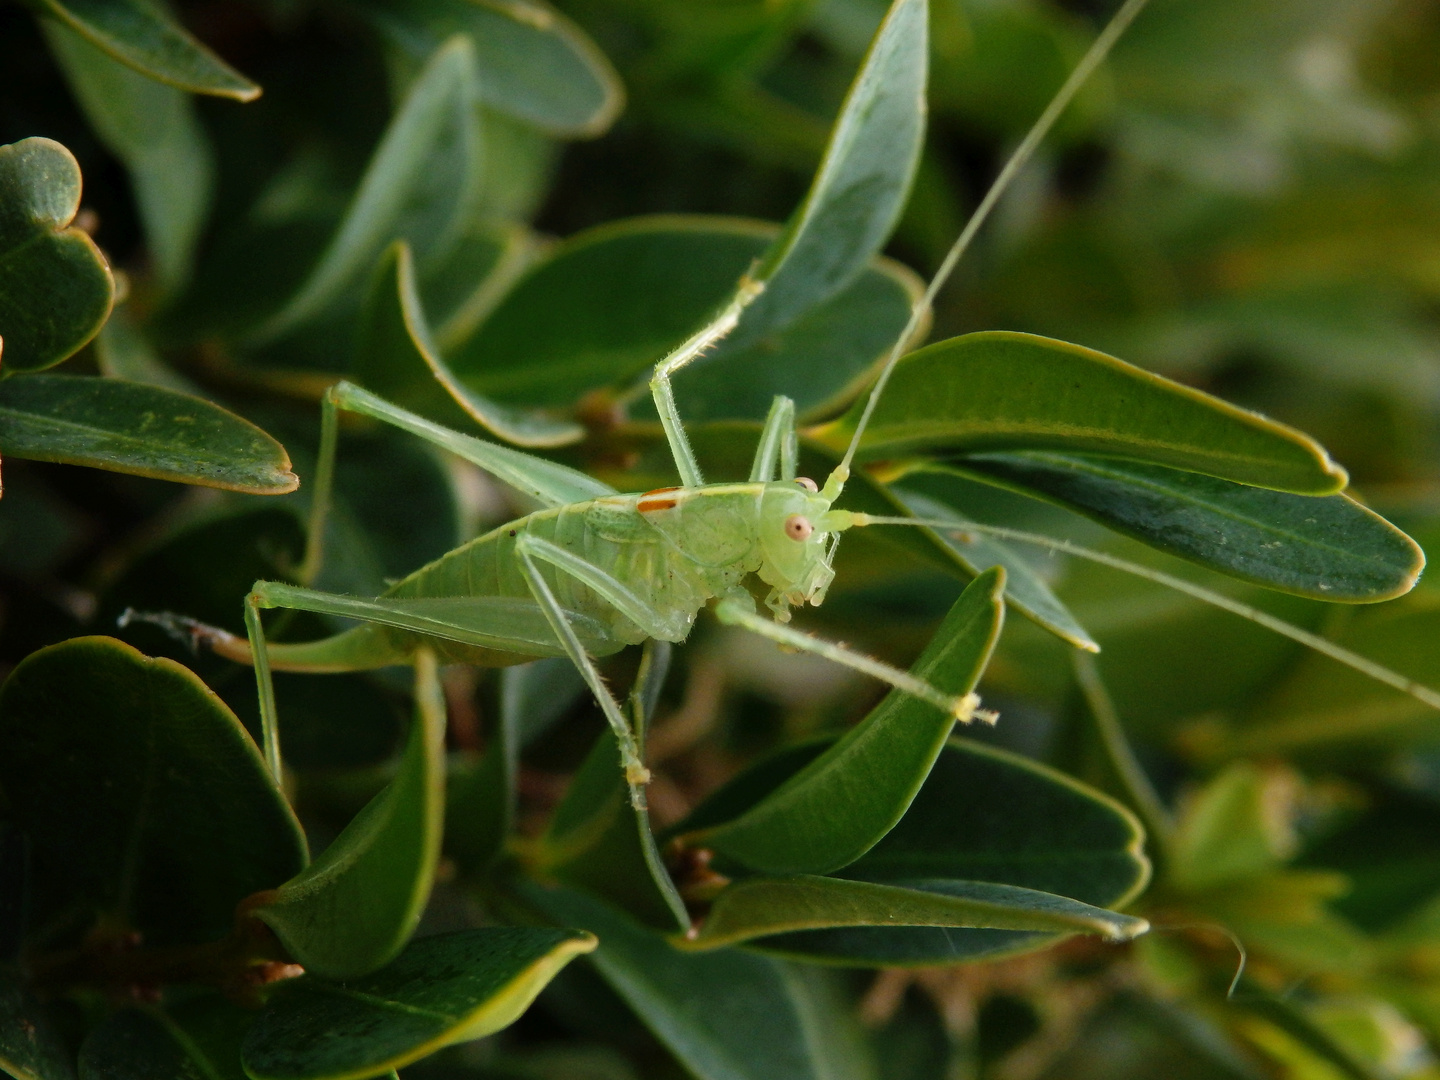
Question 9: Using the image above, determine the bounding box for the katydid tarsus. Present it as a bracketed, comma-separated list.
[124, 0, 1440, 810]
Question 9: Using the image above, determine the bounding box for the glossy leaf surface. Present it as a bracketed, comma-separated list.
[954, 451, 1424, 602]
[0, 375, 298, 493]
[361, 0, 622, 135]
[0, 968, 75, 1080]
[255, 36, 482, 340]
[523, 885, 875, 1080]
[693, 740, 1149, 964]
[44, 22, 214, 292]
[35, 0, 258, 99]
[253, 653, 446, 978]
[690, 568, 1006, 875]
[684, 874, 1149, 950]
[816, 331, 1348, 495]
[448, 217, 919, 422]
[0, 638, 305, 947]
[740, 0, 927, 332]
[241, 928, 596, 1080]
[0, 138, 114, 373]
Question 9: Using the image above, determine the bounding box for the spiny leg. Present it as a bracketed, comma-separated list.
[516, 536, 691, 642]
[649, 279, 765, 488]
[297, 381, 614, 585]
[749, 395, 799, 483]
[712, 598, 992, 723]
[513, 537, 656, 802]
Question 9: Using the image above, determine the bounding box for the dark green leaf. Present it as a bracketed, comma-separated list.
[521, 885, 876, 1080]
[78, 997, 252, 1080]
[0, 637, 306, 947]
[35, 0, 258, 99]
[240, 928, 596, 1080]
[742, 0, 927, 331]
[684, 874, 1149, 951]
[44, 21, 214, 292]
[254, 36, 483, 341]
[897, 488, 1097, 650]
[361, 0, 623, 136]
[447, 217, 920, 424]
[730, 740, 1150, 964]
[355, 242, 583, 447]
[0, 375, 298, 493]
[253, 652, 446, 978]
[688, 568, 1006, 875]
[0, 967, 75, 1080]
[95, 306, 200, 393]
[951, 451, 1424, 602]
[815, 331, 1348, 495]
[0, 138, 114, 373]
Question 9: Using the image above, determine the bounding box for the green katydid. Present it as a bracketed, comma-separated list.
[124, 0, 1438, 814]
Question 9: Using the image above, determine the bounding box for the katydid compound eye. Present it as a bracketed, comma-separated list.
[794, 477, 818, 492]
[785, 515, 813, 541]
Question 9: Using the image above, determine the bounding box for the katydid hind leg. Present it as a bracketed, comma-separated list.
[513, 541, 653, 801]
[244, 593, 284, 780]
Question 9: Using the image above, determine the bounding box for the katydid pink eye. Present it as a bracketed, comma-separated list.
[795, 477, 818, 492]
[785, 515, 813, 541]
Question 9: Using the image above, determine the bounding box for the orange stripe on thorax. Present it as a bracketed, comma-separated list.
[638, 486, 681, 513]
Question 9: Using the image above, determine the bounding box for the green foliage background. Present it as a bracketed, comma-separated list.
[2, 0, 1440, 1077]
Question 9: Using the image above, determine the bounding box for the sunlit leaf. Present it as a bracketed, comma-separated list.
[815, 331, 1348, 495]
[0, 374, 298, 493]
[951, 451, 1423, 602]
[241, 928, 596, 1080]
[686, 568, 1005, 875]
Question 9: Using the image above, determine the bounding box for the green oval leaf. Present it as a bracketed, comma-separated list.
[360, 0, 623, 136]
[0, 374, 299, 493]
[0, 138, 114, 373]
[689, 568, 1006, 875]
[252, 652, 446, 979]
[240, 928, 596, 1080]
[44, 21, 214, 293]
[696, 739, 1150, 964]
[448, 216, 920, 424]
[815, 331, 1348, 495]
[1, 968, 76, 1080]
[35, 0, 259, 99]
[742, 0, 927, 332]
[356, 242, 583, 447]
[682, 875, 1149, 951]
[520, 885, 874, 1080]
[254, 36, 483, 342]
[0, 637, 306, 947]
[949, 451, 1425, 602]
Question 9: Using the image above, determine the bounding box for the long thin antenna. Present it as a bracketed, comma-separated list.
[838, 0, 1153, 474]
[851, 514, 1440, 714]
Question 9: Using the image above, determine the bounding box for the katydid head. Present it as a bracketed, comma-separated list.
[755, 477, 857, 618]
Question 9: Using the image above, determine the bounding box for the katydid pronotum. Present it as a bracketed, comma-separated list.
[125, 0, 1440, 816]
